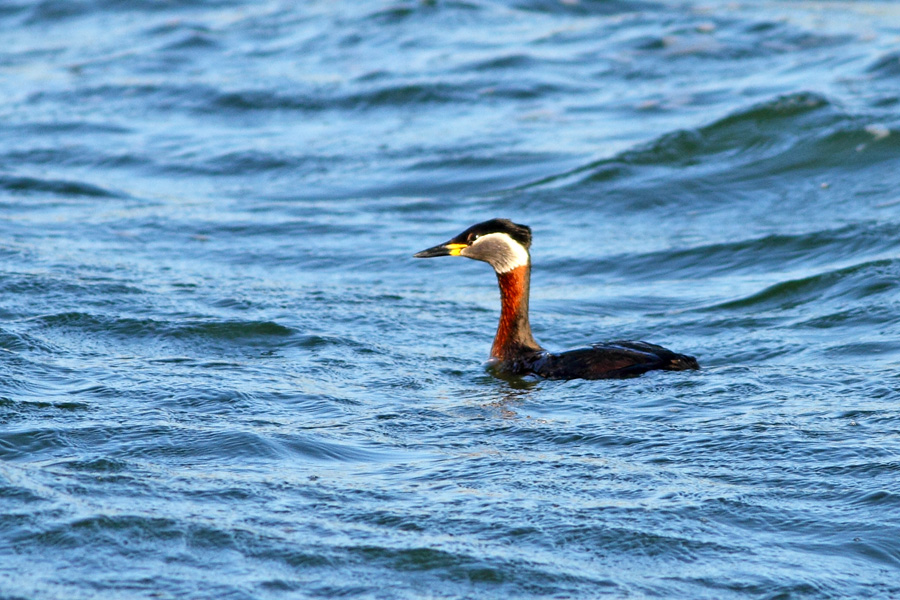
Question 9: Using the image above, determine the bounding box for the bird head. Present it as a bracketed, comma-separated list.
[414, 219, 532, 274]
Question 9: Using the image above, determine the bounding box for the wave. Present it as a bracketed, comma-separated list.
[18, 0, 245, 24]
[215, 83, 474, 111]
[28, 65, 578, 121]
[708, 258, 900, 313]
[556, 222, 900, 281]
[867, 51, 900, 79]
[32, 312, 294, 342]
[0, 327, 56, 353]
[218, 77, 575, 111]
[4, 121, 132, 135]
[513, 91, 897, 194]
[626, 16, 849, 61]
[0, 427, 70, 461]
[0, 174, 121, 198]
[510, 0, 656, 16]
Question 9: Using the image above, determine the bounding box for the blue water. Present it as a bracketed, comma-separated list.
[2, 1, 900, 598]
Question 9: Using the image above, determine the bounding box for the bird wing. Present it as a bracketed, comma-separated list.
[534, 341, 695, 380]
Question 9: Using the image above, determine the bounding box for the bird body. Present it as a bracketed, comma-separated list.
[414, 219, 698, 380]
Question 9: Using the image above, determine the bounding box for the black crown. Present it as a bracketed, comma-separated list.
[455, 218, 532, 249]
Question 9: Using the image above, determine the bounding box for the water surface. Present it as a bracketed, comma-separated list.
[2, 1, 900, 598]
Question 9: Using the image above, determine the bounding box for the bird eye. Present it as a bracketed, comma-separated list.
[467, 233, 479, 243]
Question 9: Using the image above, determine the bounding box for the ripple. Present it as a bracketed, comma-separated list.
[0, 174, 121, 198]
[867, 51, 900, 79]
[5, 121, 132, 135]
[0, 328, 50, 353]
[28, 514, 182, 550]
[629, 17, 848, 61]
[275, 433, 390, 463]
[161, 31, 220, 52]
[0, 273, 145, 302]
[0, 428, 69, 461]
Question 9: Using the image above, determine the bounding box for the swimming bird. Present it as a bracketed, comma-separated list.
[414, 219, 699, 380]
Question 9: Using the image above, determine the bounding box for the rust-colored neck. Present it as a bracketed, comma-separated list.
[491, 263, 542, 361]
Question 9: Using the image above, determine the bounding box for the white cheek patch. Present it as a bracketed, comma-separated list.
[469, 232, 530, 274]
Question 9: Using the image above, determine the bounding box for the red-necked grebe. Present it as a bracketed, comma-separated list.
[414, 218, 699, 380]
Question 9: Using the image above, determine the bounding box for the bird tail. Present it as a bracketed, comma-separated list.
[665, 353, 700, 371]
